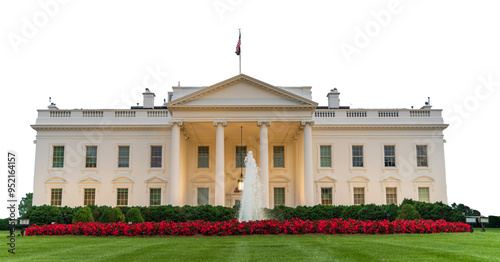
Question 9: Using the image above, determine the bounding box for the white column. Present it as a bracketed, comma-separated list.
[302, 121, 314, 206]
[214, 121, 227, 206]
[258, 121, 270, 208]
[170, 121, 182, 206]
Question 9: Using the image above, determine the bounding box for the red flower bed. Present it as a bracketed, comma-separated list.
[25, 218, 470, 237]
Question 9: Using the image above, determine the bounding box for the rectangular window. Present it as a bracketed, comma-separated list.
[353, 187, 365, 205]
[273, 146, 285, 168]
[51, 188, 62, 206]
[85, 146, 97, 168]
[118, 146, 130, 168]
[418, 187, 430, 203]
[320, 145, 332, 167]
[236, 146, 247, 168]
[352, 145, 364, 167]
[416, 145, 428, 167]
[84, 188, 95, 206]
[198, 146, 209, 168]
[150, 188, 161, 206]
[117, 188, 128, 206]
[274, 187, 285, 206]
[151, 146, 162, 168]
[52, 146, 64, 168]
[321, 187, 333, 205]
[386, 187, 397, 205]
[197, 188, 209, 205]
[384, 145, 396, 167]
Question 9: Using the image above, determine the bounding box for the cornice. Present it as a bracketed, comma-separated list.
[168, 105, 317, 111]
[31, 124, 171, 131]
[312, 124, 449, 130]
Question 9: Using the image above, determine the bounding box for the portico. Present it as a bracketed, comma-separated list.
[167, 74, 318, 207]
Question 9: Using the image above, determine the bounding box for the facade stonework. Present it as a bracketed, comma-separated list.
[32, 74, 448, 208]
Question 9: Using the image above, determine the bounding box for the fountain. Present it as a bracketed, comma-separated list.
[238, 151, 266, 221]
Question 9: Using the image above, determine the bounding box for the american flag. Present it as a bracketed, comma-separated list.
[235, 31, 241, 55]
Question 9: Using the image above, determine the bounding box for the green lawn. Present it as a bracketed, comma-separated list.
[1, 229, 499, 261]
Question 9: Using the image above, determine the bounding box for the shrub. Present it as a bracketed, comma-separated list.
[125, 208, 144, 223]
[396, 204, 421, 220]
[358, 204, 385, 221]
[98, 206, 113, 223]
[28, 205, 63, 225]
[0, 218, 10, 230]
[384, 204, 399, 221]
[72, 207, 94, 223]
[107, 207, 125, 223]
[341, 205, 363, 220]
[487, 216, 500, 228]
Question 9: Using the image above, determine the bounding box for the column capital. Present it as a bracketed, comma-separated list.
[300, 120, 314, 126]
[257, 120, 271, 127]
[213, 120, 227, 127]
[169, 120, 183, 127]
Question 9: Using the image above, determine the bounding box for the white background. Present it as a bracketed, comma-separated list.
[1, 0, 499, 218]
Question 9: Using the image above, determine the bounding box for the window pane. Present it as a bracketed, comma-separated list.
[150, 188, 161, 206]
[352, 146, 364, 167]
[273, 146, 285, 168]
[274, 188, 285, 206]
[51, 188, 62, 206]
[418, 187, 430, 203]
[84, 188, 95, 206]
[236, 146, 247, 168]
[386, 187, 397, 205]
[151, 146, 162, 168]
[416, 145, 428, 167]
[117, 188, 128, 206]
[198, 188, 209, 205]
[198, 146, 209, 168]
[118, 146, 130, 168]
[52, 146, 64, 168]
[384, 145, 396, 167]
[86, 146, 97, 168]
[321, 187, 332, 205]
[320, 146, 331, 167]
[353, 187, 364, 205]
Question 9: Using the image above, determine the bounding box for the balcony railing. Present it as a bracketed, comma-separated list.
[313, 108, 444, 125]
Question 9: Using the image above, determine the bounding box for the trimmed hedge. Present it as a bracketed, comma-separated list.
[22, 200, 479, 225]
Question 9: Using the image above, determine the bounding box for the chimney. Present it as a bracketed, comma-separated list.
[143, 88, 155, 109]
[327, 88, 340, 109]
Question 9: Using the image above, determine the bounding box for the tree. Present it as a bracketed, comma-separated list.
[451, 203, 481, 216]
[19, 193, 33, 217]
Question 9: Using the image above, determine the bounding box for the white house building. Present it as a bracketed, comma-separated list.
[31, 74, 449, 209]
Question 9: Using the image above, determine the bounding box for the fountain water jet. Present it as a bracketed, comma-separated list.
[238, 151, 266, 221]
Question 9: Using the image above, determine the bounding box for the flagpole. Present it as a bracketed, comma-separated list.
[239, 28, 241, 74]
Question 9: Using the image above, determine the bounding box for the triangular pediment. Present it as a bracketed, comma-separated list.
[145, 175, 168, 183]
[167, 74, 317, 109]
[315, 175, 337, 183]
[78, 175, 102, 184]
